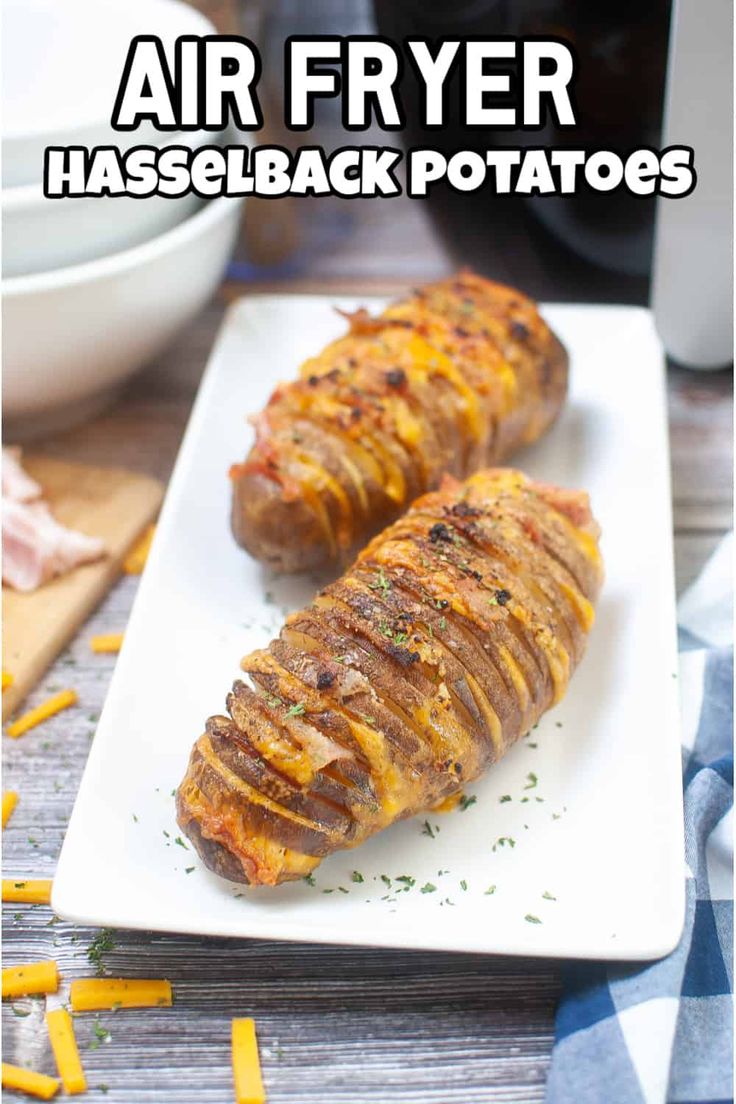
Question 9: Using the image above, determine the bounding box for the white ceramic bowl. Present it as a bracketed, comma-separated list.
[2, 182, 203, 278]
[2, 0, 213, 188]
[2, 195, 243, 437]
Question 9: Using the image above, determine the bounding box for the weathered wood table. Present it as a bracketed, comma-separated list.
[3, 270, 732, 1103]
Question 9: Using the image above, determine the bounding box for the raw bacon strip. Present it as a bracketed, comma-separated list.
[2, 449, 104, 592]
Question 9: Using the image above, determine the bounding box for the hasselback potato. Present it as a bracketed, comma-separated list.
[230, 272, 568, 572]
[177, 469, 603, 886]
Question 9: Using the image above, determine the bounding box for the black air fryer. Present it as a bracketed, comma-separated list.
[374, 0, 672, 298]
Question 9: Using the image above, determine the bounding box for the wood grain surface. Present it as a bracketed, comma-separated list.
[2, 274, 732, 1103]
[2, 458, 163, 720]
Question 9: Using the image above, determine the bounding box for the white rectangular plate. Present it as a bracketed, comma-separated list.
[53, 296, 684, 960]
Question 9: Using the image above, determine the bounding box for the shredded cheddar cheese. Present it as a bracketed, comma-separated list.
[69, 977, 172, 1012]
[433, 792, 463, 813]
[6, 690, 78, 739]
[2, 1063, 59, 1100]
[232, 1018, 266, 1104]
[2, 960, 59, 999]
[2, 791, 18, 828]
[90, 633, 124, 654]
[2, 879, 53, 904]
[2, 670, 14, 691]
[123, 524, 156, 574]
[45, 1009, 87, 1095]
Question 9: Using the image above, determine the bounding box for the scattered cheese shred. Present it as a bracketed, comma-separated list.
[2, 670, 14, 691]
[69, 977, 172, 1012]
[2, 791, 19, 828]
[2, 959, 59, 998]
[232, 1018, 266, 1104]
[6, 690, 78, 739]
[90, 633, 124, 654]
[433, 791, 463, 813]
[2, 879, 53, 904]
[45, 1009, 87, 1095]
[123, 524, 156, 574]
[1, 1062, 59, 1100]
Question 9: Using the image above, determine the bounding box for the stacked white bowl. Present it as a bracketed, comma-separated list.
[2, 0, 245, 438]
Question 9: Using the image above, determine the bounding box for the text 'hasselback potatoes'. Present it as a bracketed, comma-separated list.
[230, 271, 568, 572]
[177, 469, 603, 887]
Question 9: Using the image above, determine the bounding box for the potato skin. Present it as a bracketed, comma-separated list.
[231, 273, 569, 573]
[231, 470, 327, 574]
[178, 468, 603, 887]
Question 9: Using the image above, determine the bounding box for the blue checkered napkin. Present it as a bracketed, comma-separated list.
[546, 538, 733, 1104]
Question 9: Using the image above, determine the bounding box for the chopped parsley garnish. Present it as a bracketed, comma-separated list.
[351, 871, 364, 883]
[87, 929, 116, 976]
[338, 886, 349, 894]
[459, 795, 476, 811]
[265, 694, 283, 708]
[12, 1006, 31, 1017]
[499, 794, 512, 803]
[368, 567, 392, 596]
[484, 885, 497, 895]
[285, 702, 306, 717]
[421, 820, 436, 838]
[380, 874, 392, 888]
[438, 617, 447, 631]
[524, 772, 538, 790]
[420, 883, 436, 894]
[174, 836, 189, 850]
[524, 914, 542, 924]
[185, 867, 195, 874]
[460, 880, 468, 891]
[89, 1020, 111, 1049]
[492, 836, 515, 851]
[359, 713, 376, 726]
[396, 875, 415, 888]
[542, 890, 557, 901]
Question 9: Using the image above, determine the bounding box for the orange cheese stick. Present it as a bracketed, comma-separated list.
[6, 690, 78, 739]
[2, 790, 19, 828]
[69, 977, 172, 1011]
[123, 524, 156, 574]
[232, 1018, 266, 1104]
[46, 1009, 87, 1095]
[90, 633, 124, 654]
[2, 1063, 59, 1100]
[2, 879, 53, 904]
[2, 960, 59, 998]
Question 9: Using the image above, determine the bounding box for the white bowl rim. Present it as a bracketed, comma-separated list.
[2, 193, 242, 297]
[2, 0, 214, 142]
[1, 130, 218, 210]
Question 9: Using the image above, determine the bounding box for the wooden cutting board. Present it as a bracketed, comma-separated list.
[2, 456, 164, 721]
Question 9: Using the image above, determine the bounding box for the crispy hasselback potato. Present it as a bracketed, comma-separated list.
[177, 469, 603, 887]
[230, 272, 568, 572]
